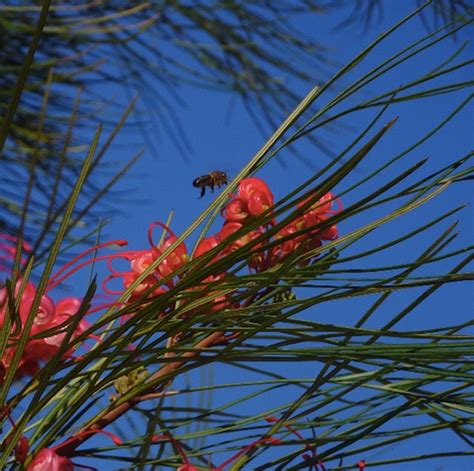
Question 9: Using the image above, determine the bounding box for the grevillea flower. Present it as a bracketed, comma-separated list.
[104, 222, 188, 302]
[222, 177, 274, 223]
[154, 233, 188, 279]
[222, 198, 249, 222]
[0, 235, 125, 380]
[0, 279, 86, 379]
[194, 236, 220, 259]
[218, 222, 269, 272]
[182, 272, 239, 317]
[297, 191, 341, 241]
[238, 177, 274, 217]
[27, 429, 121, 470]
[26, 448, 73, 471]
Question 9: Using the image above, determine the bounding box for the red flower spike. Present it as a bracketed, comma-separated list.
[237, 177, 274, 218]
[0, 279, 89, 379]
[302, 213, 338, 241]
[130, 251, 155, 275]
[194, 236, 222, 268]
[297, 191, 340, 214]
[147, 221, 178, 248]
[296, 191, 341, 243]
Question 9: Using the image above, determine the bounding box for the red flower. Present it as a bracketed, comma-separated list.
[194, 235, 220, 259]
[130, 251, 155, 275]
[298, 191, 341, 241]
[222, 198, 249, 222]
[186, 273, 239, 315]
[238, 178, 274, 216]
[271, 220, 307, 262]
[154, 234, 188, 279]
[222, 177, 274, 223]
[26, 448, 73, 471]
[0, 235, 125, 379]
[219, 221, 243, 241]
[104, 222, 188, 301]
[0, 280, 85, 379]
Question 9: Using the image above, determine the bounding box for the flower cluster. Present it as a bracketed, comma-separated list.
[0, 236, 123, 381]
[0, 280, 86, 381]
[197, 177, 340, 272]
[25, 429, 122, 470]
[104, 222, 188, 303]
[107, 178, 340, 318]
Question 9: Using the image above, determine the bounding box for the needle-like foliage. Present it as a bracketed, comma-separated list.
[0, 2, 473, 470]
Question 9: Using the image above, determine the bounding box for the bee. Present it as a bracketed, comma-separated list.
[193, 171, 229, 198]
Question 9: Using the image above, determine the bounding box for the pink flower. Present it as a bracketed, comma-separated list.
[104, 222, 188, 303]
[154, 234, 188, 279]
[298, 191, 341, 241]
[0, 235, 125, 380]
[26, 448, 73, 471]
[0, 280, 84, 378]
[222, 198, 249, 222]
[238, 178, 274, 216]
[222, 177, 274, 223]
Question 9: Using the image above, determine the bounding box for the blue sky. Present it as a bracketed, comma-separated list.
[22, 3, 473, 470]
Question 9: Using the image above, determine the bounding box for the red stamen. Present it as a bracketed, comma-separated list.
[217, 437, 280, 470]
[106, 249, 150, 275]
[47, 240, 128, 292]
[264, 416, 319, 464]
[148, 221, 176, 248]
[101, 275, 128, 295]
[326, 196, 344, 214]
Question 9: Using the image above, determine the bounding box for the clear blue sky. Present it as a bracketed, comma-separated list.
[39, 3, 473, 470]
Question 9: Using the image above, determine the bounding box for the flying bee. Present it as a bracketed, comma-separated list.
[193, 171, 229, 198]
